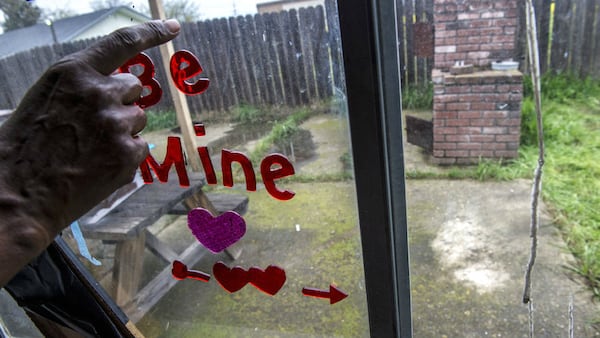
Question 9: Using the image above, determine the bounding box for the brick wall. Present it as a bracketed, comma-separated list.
[432, 69, 522, 165]
[434, 0, 519, 71]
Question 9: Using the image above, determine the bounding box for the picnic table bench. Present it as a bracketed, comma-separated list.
[79, 172, 248, 322]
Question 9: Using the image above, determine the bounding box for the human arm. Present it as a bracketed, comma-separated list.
[0, 19, 181, 287]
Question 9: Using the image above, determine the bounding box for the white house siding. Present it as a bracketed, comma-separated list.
[258, 0, 325, 14]
[282, 0, 324, 11]
[72, 14, 147, 41]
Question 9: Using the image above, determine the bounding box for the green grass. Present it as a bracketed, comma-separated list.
[515, 74, 600, 297]
[232, 104, 268, 124]
[405, 151, 537, 181]
[231, 103, 318, 125]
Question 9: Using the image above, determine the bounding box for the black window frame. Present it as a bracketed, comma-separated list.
[337, 0, 412, 336]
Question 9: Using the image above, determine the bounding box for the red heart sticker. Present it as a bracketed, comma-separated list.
[248, 265, 286, 296]
[188, 208, 246, 253]
[213, 261, 249, 293]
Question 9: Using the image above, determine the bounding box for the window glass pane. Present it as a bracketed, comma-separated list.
[0, 290, 43, 337]
[0, 1, 370, 337]
[405, 0, 599, 336]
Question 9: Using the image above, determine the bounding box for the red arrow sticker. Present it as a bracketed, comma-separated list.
[302, 284, 348, 304]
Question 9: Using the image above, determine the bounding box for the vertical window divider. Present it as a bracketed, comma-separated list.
[337, 0, 412, 336]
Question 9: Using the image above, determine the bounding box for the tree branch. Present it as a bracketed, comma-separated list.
[522, 0, 545, 305]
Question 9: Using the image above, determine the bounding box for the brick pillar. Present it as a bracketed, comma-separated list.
[432, 0, 523, 164]
[432, 69, 522, 165]
[434, 0, 519, 71]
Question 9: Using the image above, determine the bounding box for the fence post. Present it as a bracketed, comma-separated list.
[325, 0, 345, 95]
[581, 0, 598, 78]
[148, 0, 201, 171]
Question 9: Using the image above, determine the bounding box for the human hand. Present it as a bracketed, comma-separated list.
[0, 20, 180, 253]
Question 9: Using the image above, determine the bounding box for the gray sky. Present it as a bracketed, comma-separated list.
[30, 0, 262, 20]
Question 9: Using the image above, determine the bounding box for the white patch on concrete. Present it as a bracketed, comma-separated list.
[432, 212, 510, 294]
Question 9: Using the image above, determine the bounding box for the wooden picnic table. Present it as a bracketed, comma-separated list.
[79, 172, 248, 322]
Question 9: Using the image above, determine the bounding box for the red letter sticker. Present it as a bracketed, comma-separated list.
[261, 153, 295, 200]
[139, 136, 190, 186]
[119, 53, 162, 109]
[194, 123, 217, 185]
[221, 149, 257, 191]
[170, 50, 210, 95]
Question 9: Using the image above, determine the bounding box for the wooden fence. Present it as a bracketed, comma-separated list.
[0, 0, 343, 116]
[398, 0, 600, 89]
[1, 0, 598, 113]
[397, 0, 435, 87]
[526, 0, 600, 77]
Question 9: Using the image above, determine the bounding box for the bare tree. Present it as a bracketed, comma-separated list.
[42, 8, 77, 21]
[89, 0, 200, 22]
[0, 0, 42, 32]
[90, 0, 131, 11]
[163, 0, 202, 22]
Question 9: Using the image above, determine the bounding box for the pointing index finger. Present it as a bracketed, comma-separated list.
[75, 19, 180, 75]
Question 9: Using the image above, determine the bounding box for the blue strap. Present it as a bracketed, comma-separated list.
[70, 221, 101, 266]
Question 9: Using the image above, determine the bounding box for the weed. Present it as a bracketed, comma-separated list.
[523, 72, 600, 105]
[402, 82, 433, 110]
[339, 152, 353, 172]
[249, 108, 313, 163]
[232, 104, 266, 124]
[144, 110, 178, 131]
[474, 155, 535, 181]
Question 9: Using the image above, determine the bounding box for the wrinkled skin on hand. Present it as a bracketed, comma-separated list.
[0, 20, 180, 286]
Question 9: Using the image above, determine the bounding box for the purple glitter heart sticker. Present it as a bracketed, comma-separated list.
[187, 208, 246, 253]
